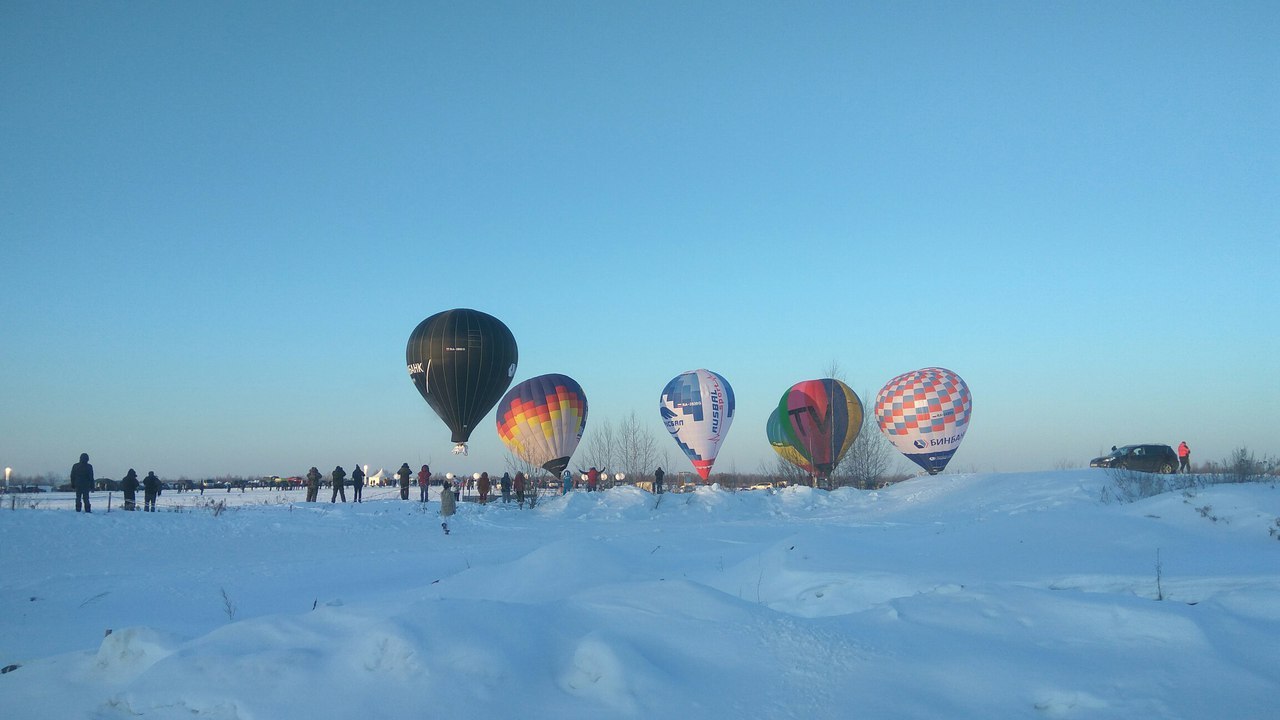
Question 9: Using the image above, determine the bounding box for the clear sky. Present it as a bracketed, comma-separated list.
[3, 2, 1276, 481]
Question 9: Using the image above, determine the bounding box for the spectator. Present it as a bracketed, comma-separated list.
[418, 465, 431, 503]
[351, 465, 365, 502]
[439, 480, 456, 534]
[143, 471, 161, 512]
[71, 453, 94, 513]
[514, 471, 526, 506]
[397, 463, 412, 500]
[477, 472, 491, 504]
[1178, 442, 1191, 473]
[305, 467, 321, 502]
[331, 465, 347, 503]
[561, 469, 572, 495]
[121, 469, 140, 511]
[500, 472, 512, 503]
[653, 466, 665, 495]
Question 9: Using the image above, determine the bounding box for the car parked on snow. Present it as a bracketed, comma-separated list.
[1089, 444, 1178, 474]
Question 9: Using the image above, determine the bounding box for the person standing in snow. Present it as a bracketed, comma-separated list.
[351, 465, 365, 503]
[121, 468, 140, 511]
[500, 472, 512, 503]
[439, 480, 456, 530]
[70, 453, 94, 513]
[1177, 442, 1191, 473]
[331, 465, 347, 503]
[142, 471, 161, 512]
[653, 467, 665, 495]
[418, 465, 431, 503]
[397, 463, 412, 500]
[561, 468, 572, 495]
[477, 472, 491, 504]
[305, 467, 321, 502]
[514, 471, 526, 506]
[582, 466, 603, 492]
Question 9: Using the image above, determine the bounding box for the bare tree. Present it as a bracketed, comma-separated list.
[580, 417, 617, 475]
[504, 448, 541, 481]
[617, 410, 660, 485]
[836, 406, 898, 489]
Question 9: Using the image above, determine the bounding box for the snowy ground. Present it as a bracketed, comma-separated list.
[1, 471, 1277, 719]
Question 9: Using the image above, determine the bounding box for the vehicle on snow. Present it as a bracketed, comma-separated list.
[1089, 444, 1178, 474]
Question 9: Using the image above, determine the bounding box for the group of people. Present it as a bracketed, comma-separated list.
[69, 453, 162, 512]
[295, 463, 664, 504]
[304, 465, 367, 503]
[68, 452, 670, 516]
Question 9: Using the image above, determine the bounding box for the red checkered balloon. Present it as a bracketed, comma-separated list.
[874, 367, 972, 475]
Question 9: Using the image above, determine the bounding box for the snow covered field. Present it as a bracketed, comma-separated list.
[1, 471, 1277, 719]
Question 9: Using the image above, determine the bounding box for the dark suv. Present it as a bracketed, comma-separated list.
[1089, 444, 1178, 474]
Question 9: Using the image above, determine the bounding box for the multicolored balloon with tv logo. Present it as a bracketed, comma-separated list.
[775, 378, 863, 478]
[874, 367, 972, 475]
[660, 369, 735, 481]
[495, 373, 588, 476]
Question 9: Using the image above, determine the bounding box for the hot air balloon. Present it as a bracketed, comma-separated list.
[766, 407, 815, 476]
[874, 367, 972, 475]
[659, 369, 735, 481]
[406, 309, 518, 454]
[776, 378, 863, 480]
[495, 373, 588, 476]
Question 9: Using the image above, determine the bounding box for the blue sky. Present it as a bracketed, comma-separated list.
[3, 2, 1276, 480]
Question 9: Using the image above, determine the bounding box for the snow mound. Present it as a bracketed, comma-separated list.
[93, 627, 185, 682]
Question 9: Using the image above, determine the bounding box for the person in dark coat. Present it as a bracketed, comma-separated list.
[500, 472, 512, 503]
[331, 465, 347, 503]
[305, 467, 321, 502]
[120, 469, 140, 510]
[514, 472, 526, 506]
[71, 453, 94, 512]
[397, 463, 412, 500]
[653, 467, 665, 495]
[142, 471, 161, 512]
[477, 472, 491, 504]
[351, 465, 365, 502]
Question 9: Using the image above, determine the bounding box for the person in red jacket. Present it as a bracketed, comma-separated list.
[1177, 442, 1191, 473]
[417, 465, 431, 503]
[477, 472, 491, 504]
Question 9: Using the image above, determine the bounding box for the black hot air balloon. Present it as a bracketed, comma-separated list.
[406, 309, 518, 454]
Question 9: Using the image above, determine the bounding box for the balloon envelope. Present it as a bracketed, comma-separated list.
[776, 379, 863, 477]
[406, 309, 518, 446]
[766, 407, 815, 475]
[874, 367, 972, 475]
[495, 373, 588, 476]
[659, 369, 735, 481]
